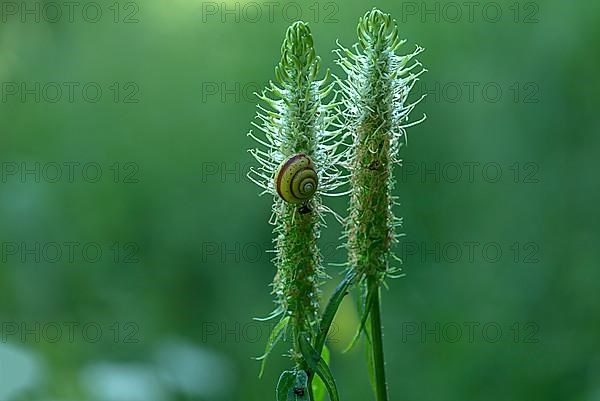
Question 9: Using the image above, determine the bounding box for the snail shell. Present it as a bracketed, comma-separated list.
[275, 153, 318, 204]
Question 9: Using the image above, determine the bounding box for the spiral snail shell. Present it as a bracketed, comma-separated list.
[275, 153, 318, 204]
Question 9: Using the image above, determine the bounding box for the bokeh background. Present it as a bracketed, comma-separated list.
[1, 0, 599, 400]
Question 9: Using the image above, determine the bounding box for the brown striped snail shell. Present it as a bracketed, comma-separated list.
[275, 153, 318, 204]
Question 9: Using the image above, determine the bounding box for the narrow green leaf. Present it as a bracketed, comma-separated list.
[311, 345, 330, 401]
[316, 271, 356, 354]
[299, 335, 340, 401]
[256, 316, 290, 378]
[342, 282, 376, 353]
[364, 318, 377, 396]
[253, 307, 284, 322]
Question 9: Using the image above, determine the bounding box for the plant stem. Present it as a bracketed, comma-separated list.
[368, 275, 388, 401]
[307, 372, 315, 400]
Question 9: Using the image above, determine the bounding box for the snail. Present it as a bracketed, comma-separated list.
[275, 153, 318, 204]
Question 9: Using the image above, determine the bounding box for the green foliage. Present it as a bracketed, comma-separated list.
[276, 370, 309, 401]
[299, 335, 340, 401]
[343, 279, 377, 353]
[315, 271, 356, 355]
[311, 345, 330, 401]
[256, 316, 290, 378]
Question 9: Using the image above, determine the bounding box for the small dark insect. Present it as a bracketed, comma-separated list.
[298, 205, 312, 215]
[293, 387, 305, 396]
[368, 160, 381, 171]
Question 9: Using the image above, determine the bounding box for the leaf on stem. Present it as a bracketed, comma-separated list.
[298, 334, 340, 401]
[256, 316, 290, 378]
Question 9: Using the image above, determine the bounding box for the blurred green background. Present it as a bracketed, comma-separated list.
[1, 0, 599, 400]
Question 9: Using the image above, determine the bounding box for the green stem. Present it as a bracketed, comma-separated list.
[368, 276, 389, 401]
[307, 372, 315, 400]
